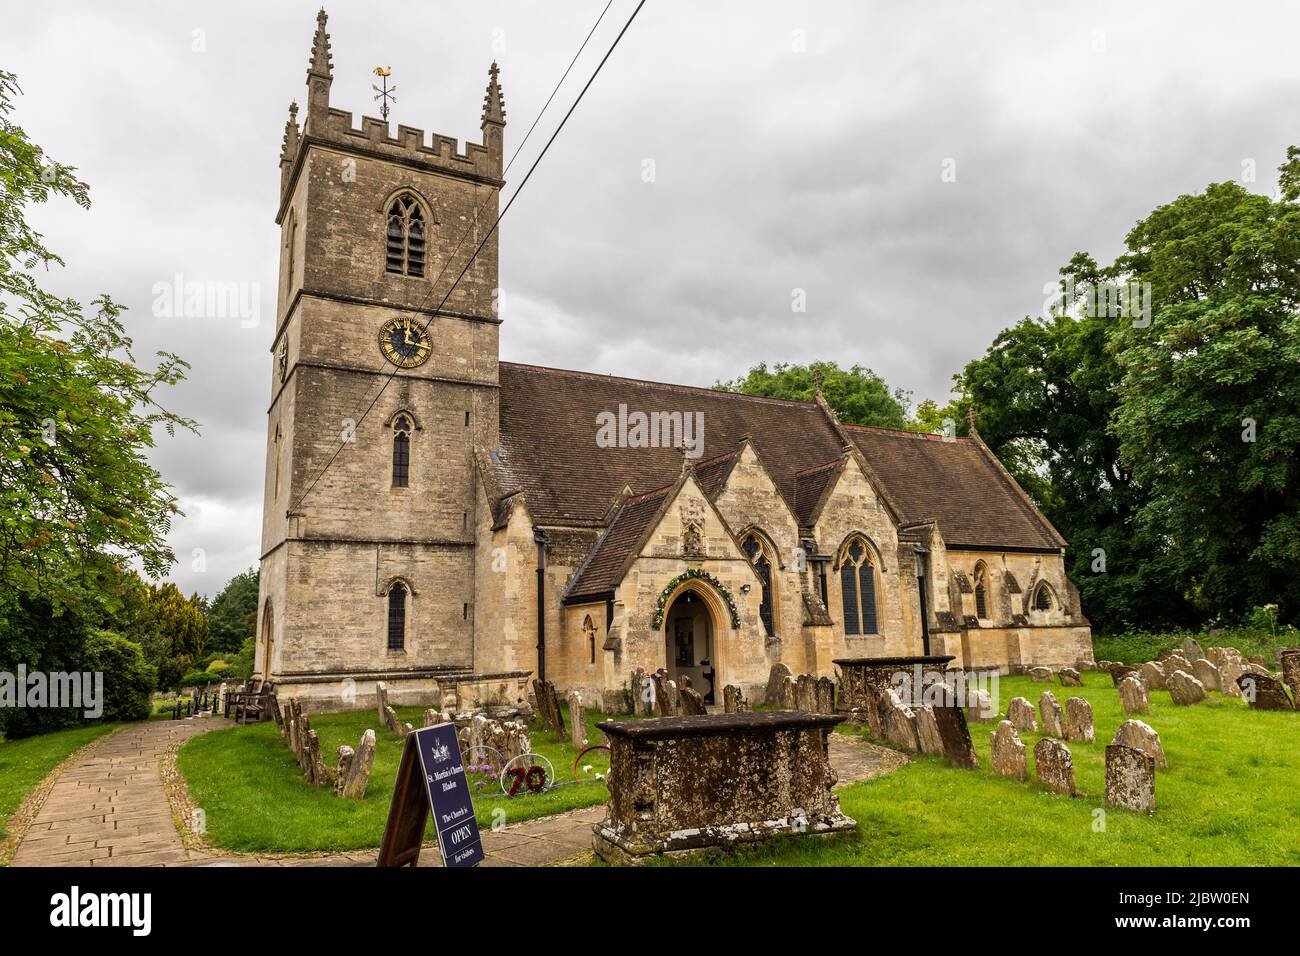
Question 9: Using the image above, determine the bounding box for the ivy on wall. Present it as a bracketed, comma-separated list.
[650, 569, 742, 630]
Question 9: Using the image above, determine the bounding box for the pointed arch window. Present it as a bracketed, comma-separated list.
[387, 582, 407, 651]
[1033, 583, 1054, 612]
[385, 196, 425, 277]
[839, 537, 879, 635]
[741, 532, 775, 636]
[973, 562, 988, 620]
[391, 414, 412, 487]
[583, 615, 597, 664]
[284, 211, 297, 294]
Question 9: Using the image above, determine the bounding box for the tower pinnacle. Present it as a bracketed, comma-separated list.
[305, 8, 333, 130]
[481, 61, 506, 127]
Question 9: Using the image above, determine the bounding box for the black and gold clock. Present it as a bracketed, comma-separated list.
[378, 316, 431, 369]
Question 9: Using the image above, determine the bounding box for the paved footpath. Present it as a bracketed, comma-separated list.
[12, 719, 898, 868]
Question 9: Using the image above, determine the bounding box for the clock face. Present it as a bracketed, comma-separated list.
[379, 316, 432, 369]
[277, 338, 288, 381]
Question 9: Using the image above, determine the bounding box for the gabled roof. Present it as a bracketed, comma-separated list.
[564, 485, 672, 601]
[842, 425, 1065, 551]
[793, 457, 843, 528]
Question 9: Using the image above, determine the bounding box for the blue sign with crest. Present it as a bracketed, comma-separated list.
[413, 723, 484, 868]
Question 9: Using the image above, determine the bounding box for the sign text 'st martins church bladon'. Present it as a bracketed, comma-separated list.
[258, 10, 1092, 715]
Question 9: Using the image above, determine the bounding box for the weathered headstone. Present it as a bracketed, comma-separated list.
[1058, 667, 1084, 687]
[722, 684, 745, 713]
[334, 745, 355, 796]
[630, 667, 654, 716]
[303, 729, 327, 787]
[1192, 658, 1221, 692]
[1064, 696, 1094, 742]
[780, 675, 799, 709]
[1237, 672, 1294, 711]
[881, 689, 920, 753]
[1277, 648, 1300, 700]
[679, 686, 706, 716]
[1167, 670, 1207, 706]
[796, 674, 817, 712]
[1117, 674, 1149, 715]
[966, 688, 994, 723]
[1033, 737, 1077, 796]
[1181, 637, 1205, 661]
[765, 662, 793, 706]
[340, 729, 376, 798]
[376, 681, 392, 722]
[567, 691, 588, 748]
[422, 708, 439, 728]
[1109, 665, 1140, 686]
[1139, 661, 1167, 691]
[815, 676, 836, 715]
[678, 674, 693, 690]
[1219, 660, 1246, 698]
[930, 688, 980, 769]
[1105, 744, 1156, 812]
[1007, 696, 1037, 733]
[990, 720, 1027, 781]
[383, 704, 406, 737]
[1112, 718, 1166, 768]
[914, 705, 945, 755]
[1029, 666, 1053, 683]
[1038, 691, 1064, 738]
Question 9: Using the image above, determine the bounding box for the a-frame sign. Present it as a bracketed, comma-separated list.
[377, 723, 484, 868]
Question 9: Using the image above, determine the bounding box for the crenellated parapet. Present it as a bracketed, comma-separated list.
[279, 9, 505, 211]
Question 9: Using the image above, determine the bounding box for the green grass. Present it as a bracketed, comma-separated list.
[652, 672, 1300, 866]
[0, 722, 122, 841]
[177, 704, 612, 854]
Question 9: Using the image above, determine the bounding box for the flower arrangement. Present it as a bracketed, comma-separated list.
[650, 569, 742, 630]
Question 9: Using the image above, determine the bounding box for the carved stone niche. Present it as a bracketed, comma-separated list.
[592, 711, 854, 864]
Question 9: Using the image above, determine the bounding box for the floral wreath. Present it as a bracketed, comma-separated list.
[650, 569, 742, 630]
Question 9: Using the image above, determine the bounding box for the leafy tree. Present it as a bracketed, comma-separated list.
[1103, 150, 1300, 622]
[0, 70, 196, 615]
[137, 582, 207, 689]
[205, 567, 259, 655]
[715, 361, 911, 428]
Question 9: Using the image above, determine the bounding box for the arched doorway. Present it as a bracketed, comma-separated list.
[260, 601, 274, 681]
[664, 589, 716, 703]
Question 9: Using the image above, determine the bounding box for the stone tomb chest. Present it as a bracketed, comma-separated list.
[592, 711, 855, 864]
[834, 655, 955, 712]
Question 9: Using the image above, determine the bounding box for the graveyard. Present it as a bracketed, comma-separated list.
[162, 643, 1300, 867]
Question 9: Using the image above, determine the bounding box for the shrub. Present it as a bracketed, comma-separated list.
[84, 631, 156, 722]
[179, 669, 220, 688]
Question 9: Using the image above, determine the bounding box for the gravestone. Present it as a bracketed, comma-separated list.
[815, 677, 836, 715]
[723, 684, 748, 713]
[780, 675, 799, 709]
[1192, 658, 1221, 692]
[1117, 675, 1149, 715]
[990, 720, 1027, 781]
[1219, 660, 1246, 698]
[796, 674, 817, 712]
[1111, 719, 1166, 769]
[567, 691, 588, 749]
[1139, 661, 1167, 691]
[1038, 691, 1064, 738]
[1105, 744, 1156, 812]
[914, 705, 945, 755]
[1033, 737, 1077, 797]
[966, 688, 994, 723]
[1109, 665, 1140, 686]
[765, 662, 793, 706]
[679, 686, 707, 716]
[422, 708, 439, 728]
[335, 745, 355, 796]
[1278, 649, 1300, 703]
[302, 729, 327, 787]
[1167, 670, 1207, 706]
[880, 689, 920, 753]
[1029, 667, 1053, 683]
[1064, 696, 1094, 742]
[1058, 667, 1084, 687]
[1237, 673, 1294, 711]
[1007, 696, 1037, 733]
[930, 687, 980, 769]
[1181, 637, 1205, 661]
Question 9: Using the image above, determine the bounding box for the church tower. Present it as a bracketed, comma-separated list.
[257, 9, 506, 710]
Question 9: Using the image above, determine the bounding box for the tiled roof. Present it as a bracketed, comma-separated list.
[843, 425, 1065, 550]
[495, 363, 1064, 564]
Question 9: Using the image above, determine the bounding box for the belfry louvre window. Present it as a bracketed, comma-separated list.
[385, 196, 426, 277]
[391, 415, 412, 487]
[387, 584, 407, 651]
[840, 539, 879, 635]
[974, 563, 988, 619]
[1034, 584, 1053, 611]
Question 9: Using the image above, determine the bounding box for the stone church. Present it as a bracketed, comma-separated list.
[257, 11, 1093, 714]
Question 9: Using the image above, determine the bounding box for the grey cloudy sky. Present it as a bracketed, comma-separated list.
[5, 0, 1297, 596]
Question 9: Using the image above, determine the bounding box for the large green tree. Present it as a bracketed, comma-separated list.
[715, 360, 911, 428]
[205, 567, 259, 655]
[0, 71, 195, 613]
